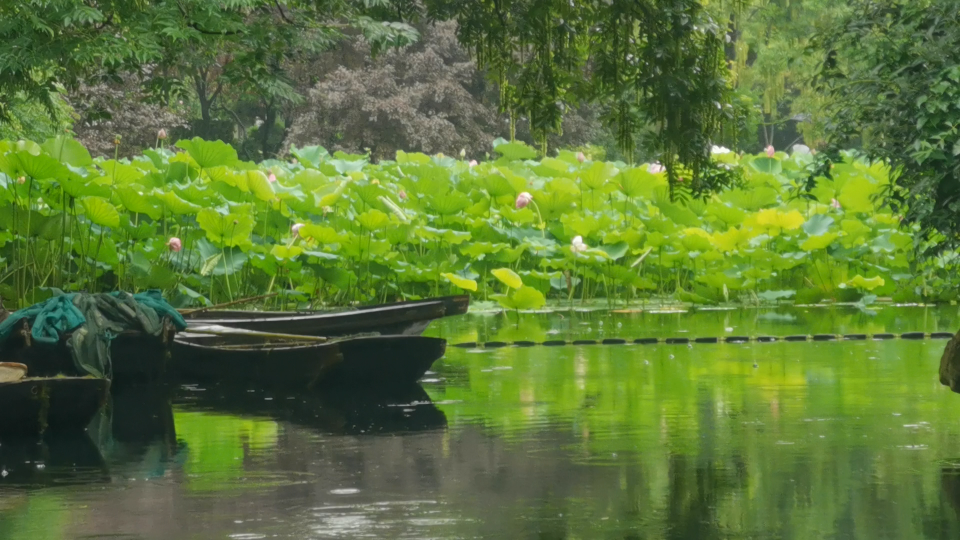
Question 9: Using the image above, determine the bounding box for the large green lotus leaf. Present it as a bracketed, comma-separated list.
[357, 209, 390, 231]
[291, 169, 332, 191]
[511, 286, 546, 309]
[316, 266, 358, 289]
[195, 238, 249, 275]
[313, 180, 348, 207]
[748, 157, 782, 175]
[531, 190, 576, 221]
[73, 237, 120, 267]
[395, 150, 431, 165]
[560, 213, 600, 237]
[426, 190, 471, 215]
[154, 190, 202, 215]
[352, 183, 389, 208]
[196, 208, 255, 246]
[16, 151, 70, 181]
[244, 171, 275, 202]
[383, 224, 411, 245]
[300, 223, 340, 244]
[481, 173, 517, 197]
[800, 232, 838, 251]
[803, 213, 834, 236]
[270, 245, 303, 261]
[617, 168, 666, 198]
[598, 242, 629, 260]
[116, 186, 162, 220]
[840, 218, 870, 239]
[847, 274, 885, 291]
[493, 140, 538, 161]
[441, 229, 472, 245]
[705, 201, 746, 226]
[681, 230, 712, 252]
[489, 243, 526, 263]
[80, 196, 120, 228]
[176, 138, 239, 168]
[442, 272, 478, 292]
[460, 242, 505, 258]
[290, 145, 330, 168]
[41, 136, 92, 167]
[655, 202, 701, 227]
[721, 187, 779, 211]
[59, 175, 110, 198]
[580, 162, 617, 190]
[837, 177, 879, 213]
[302, 250, 339, 262]
[538, 157, 572, 175]
[100, 160, 145, 184]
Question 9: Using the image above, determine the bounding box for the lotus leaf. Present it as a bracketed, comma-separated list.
[176, 138, 240, 169]
[42, 136, 93, 167]
[492, 268, 523, 289]
[847, 274, 885, 291]
[442, 272, 478, 292]
[80, 196, 120, 229]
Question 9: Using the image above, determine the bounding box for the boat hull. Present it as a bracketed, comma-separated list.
[170, 335, 446, 390]
[183, 295, 469, 337]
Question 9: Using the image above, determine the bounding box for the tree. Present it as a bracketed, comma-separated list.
[423, 0, 738, 196]
[284, 22, 603, 160]
[0, 1, 419, 148]
[813, 0, 960, 255]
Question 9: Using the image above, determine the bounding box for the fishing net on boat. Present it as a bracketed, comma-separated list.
[0, 291, 187, 378]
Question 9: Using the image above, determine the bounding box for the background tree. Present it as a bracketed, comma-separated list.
[813, 0, 960, 256]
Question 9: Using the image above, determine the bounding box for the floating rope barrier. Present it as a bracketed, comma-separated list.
[452, 332, 957, 349]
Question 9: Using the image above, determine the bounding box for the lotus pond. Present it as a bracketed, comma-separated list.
[2, 136, 958, 313]
[1, 305, 960, 539]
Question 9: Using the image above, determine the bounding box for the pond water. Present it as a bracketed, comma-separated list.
[3, 305, 960, 539]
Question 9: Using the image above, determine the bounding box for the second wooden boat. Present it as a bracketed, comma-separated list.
[182, 294, 469, 337]
[171, 327, 447, 391]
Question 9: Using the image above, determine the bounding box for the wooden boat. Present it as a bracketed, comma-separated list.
[182, 294, 469, 337]
[171, 326, 447, 390]
[0, 377, 109, 436]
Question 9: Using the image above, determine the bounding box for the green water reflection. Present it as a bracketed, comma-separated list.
[0, 306, 958, 539]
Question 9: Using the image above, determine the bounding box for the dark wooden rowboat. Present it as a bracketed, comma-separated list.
[182, 294, 469, 337]
[171, 328, 446, 390]
[0, 377, 109, 437]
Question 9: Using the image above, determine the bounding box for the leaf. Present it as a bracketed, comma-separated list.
[598, 242, 629, 260]
[176, 138, 239, 168]
[749, 157, 782, 174]
[493, 140, 538, 160]
[357, 209, 389, 231]
[492, 267, 523, 289]
[41, 136, 92, 167]
[510, 286, 546, 310]
[802, 214, 834, 236]
[80, 196, 120, 228]
[298, 224, 340, 243]
[270, 245, 303, 261]
[442, 272, 478, 292]
[200, 253, 223, 277]
[847, 274, 885, 291]
[196, 209, 255, 247]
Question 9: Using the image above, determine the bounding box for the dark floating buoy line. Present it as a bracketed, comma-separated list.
[453, 332, 956, 349]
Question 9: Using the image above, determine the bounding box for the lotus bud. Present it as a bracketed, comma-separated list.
[516, 192, 533, 209]
[158, 128, 168, 141]
[291, 158, 298, 165]
[577, 151, 586, 163]
[267, 173, 277, 183]
[322, 206, 333, 214]
[469, 160, 478, 168]
[571, 235, 588, 253]
[831, 198, 841, 210]
[647, 162, 665, 174]
[113, 135, 122, 146]
[398, 190, 407, 200]
[371, 179, 380, 185]
[16, 176, 25, 185]
[459, 148, 466, 158]
[166, 237, 182, 252]
[292, 223, 304, 237]
[232, 220, 238, 225]
[765, 145, 775, 158]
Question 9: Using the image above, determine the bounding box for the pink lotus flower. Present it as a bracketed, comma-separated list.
[648, 162, 665, 174]
[765, 145, 775, 158]
[831, 198, 841, 210]
[516, 192, 533, 209]
[166, 237, 182, 252]
[577, 152, 586, 163]
[398, 190, 407, 200]
[157, 128, 167, 141]
[267, 173, 277, 183]
[291, 223, 304, 237]
[571, 235, 588, 253]
[469, 160, 478, 168]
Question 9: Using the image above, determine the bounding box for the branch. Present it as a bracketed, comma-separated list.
[274, 0, 294, 24]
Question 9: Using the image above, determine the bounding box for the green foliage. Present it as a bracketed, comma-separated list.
[0, 136, 953, 309]
[813, 0, 960, 257]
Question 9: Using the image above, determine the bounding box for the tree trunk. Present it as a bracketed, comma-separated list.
[939, 329, 960, 392]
